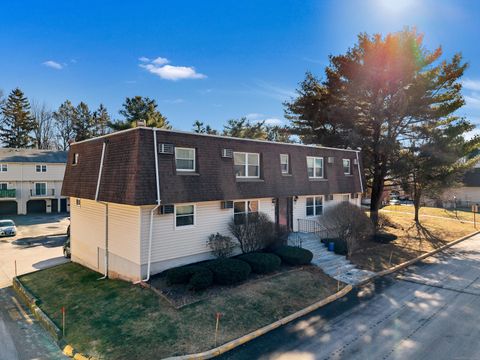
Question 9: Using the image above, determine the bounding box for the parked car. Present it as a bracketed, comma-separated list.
[0, 219, 17, 237]
[63, 237, 71, 258]
[389, 199, 401, 205]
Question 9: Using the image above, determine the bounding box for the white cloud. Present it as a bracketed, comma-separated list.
[245, 113, 264, 120]
[263, 118, 284, 126]
[163, 98, 185, 104]
[138, 56, 150, 62]
[139, 57, 206, 81]
[463, 79, 480, 92]
[244, 113, 285, 126]
[42, 60, 63, 70]
[465, 94, 480, 109]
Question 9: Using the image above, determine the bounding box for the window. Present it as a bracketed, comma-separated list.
[175, 148, 196, 172]
[233, 200, 259, 225]
[341, 194, 350, 202]
[0, 183, 7, 190]
[75, 198, 81, 207]
[0, 164, 7, 172]
[280, 154, 289, 174]
[175, 204, 195, 227]
[35, 182, 47, 196]
[343, 159, 351, 175]
[72, 153, 79, 165]
[307, 157, 323, 178]
[306, 196, 323, 216]
[234, 152, 260, 178]
[36, 164, 47, 172]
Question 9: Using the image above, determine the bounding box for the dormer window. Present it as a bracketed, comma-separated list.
[72, 153, 79, 165]
[175, 148, 196, 172]
[234, 152, 259, 178]
[343, 159, 351, 175]
[307, 157, 323, 178]
[280, 154, 289, 174]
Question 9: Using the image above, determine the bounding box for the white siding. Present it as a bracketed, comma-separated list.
[140, 198, 275, 265]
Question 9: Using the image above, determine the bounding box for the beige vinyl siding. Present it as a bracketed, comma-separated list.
[140, 198, 275, 265]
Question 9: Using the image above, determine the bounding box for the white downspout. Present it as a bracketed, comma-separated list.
[139, 128, 161, 283]
[356, 151, 364, 194]
[95, 141, 109, 280]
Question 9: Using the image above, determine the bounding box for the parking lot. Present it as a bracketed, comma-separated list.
[0, 213, 70, 288]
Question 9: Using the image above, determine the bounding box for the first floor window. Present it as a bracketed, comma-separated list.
[307, 157, 323, 178]
[343, 159, 351, 175]
[175, 148, 195, 172]
[341, 194, 350, 202]
[233, 200, 259, 225]
[234, 152, 260, 178]
[176, 204, 195, 227]
[35, 182, 47, 196]
[306, 196, 323, 216]
[280, 154, 289, 174]
[1, 164, 7, 172]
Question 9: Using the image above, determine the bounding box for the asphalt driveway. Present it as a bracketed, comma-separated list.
[220, 234, 480, 360]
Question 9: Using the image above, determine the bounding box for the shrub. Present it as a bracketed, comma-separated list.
[204, 258, 251, 285]
[372, 231, 397, 244]
[207, 233, 236, 258]
[274, 246, 313, 265]
[323, 202, 374, 258]
[228, 212, 276, 253]
[238, 252, 281, 274]
[377, 213, 397, 230]
[188, 268, 213, 291]
[164, 265, 204, 285]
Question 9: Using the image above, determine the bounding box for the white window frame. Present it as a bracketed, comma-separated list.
[306, 195, 324, 217]
[341, 194, 350, 202]
[307, 156, 324, 179]
[0, 164, 7, 172]
[175, 204, 196, 228]
[233, 199, 259, 225]
[76, 198, 81, 207]
[36, 164, 47, 173]
[280, 154, 289, 174]
[0, 182, 8, 190]
[343, 159, 351, 175]
[34, 182, 47, 196]
[234, 152, 260, 179]
[73, 153, 79, 165]
[175, 147, 196, 172]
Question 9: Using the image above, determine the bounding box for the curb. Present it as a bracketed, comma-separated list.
[12, 276, 94, 360]
[357, 230, 480, 286]
[162, 284, 353, 360]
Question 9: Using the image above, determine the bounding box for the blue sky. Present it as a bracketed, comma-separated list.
[1, 0, 480, 133]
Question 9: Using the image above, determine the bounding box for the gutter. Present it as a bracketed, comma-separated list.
[356, 151, 364, 193]
[138, 128, 161, 283]
[95, 140, 109, 279]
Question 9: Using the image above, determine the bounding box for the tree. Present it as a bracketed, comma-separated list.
[110, 96, 170, 130]
[31, 100, 54, 149]
[92, 104, 111, 136]
[0, 88, 36, 148]
[53, 100, 76, 150]
[394, 118, 480, 222]
[285, 29, 468, 227]
[223, 117, 267, 139]
[192, 120, 218, 134]
[265, 125, 295, 143]
[73, 102, 94, 142]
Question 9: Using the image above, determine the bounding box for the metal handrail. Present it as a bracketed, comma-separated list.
[297, 218, 333, 239]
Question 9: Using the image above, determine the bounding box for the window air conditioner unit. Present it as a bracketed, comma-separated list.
[327, 194, 334, 201]
[353, 159, 358, 165]
[221, 200, 234, 209]
[158, 143, 174, 154]
[158, 204, 175, 214]
[328, 157, 335, 164]
[222, 149, 233, 158]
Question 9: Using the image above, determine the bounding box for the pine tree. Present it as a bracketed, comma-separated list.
[92, 104, 111, 136]
[110, 96, 170, 130]
[192, 120, 217, 134]
[0, 88, 37, 148]
[73, 102, 94, 141]
[223, 117, 267, 139]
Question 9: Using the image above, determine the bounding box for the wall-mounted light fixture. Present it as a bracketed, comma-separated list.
[272, 198, 276, 204]
[294, 196, 299, 203]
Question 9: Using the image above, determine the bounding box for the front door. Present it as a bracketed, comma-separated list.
[276, 197, 293, 231]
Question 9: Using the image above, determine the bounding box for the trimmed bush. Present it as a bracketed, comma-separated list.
[207, 233, 236, 258]
[238, 253, 281, 274]
[204, 258, 251, 285]
[188, 268, 213, 291]
[274, 246, 313, 265]
[164, 265, 204, 285]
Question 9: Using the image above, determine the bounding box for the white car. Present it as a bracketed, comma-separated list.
[0, 219, 17, 237]
[389, 199, 401, 205]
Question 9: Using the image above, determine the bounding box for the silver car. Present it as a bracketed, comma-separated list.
[0, 219, 17, 237]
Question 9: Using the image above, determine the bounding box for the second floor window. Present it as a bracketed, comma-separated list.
[36, 164, 47, 172]
[0, 164, 7, 172]
[343, 159, 351, 175]
[280, 154, 289, 174]
[234, 152, 259, 178]
[0, 183, 7, 190]
[175, 148, 195, 172]
[307, 157, 323, 178]
[35, 182, 47, 196]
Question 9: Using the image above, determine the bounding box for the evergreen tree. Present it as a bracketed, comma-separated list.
[0, 88, 36, 148]
[265, 125, 295, 143]
[223, 117, 267, 139]
[110, 96, 170, 130]
[73, 102, 94, 141]
[53, 100, 76, 150]
[92, 104, 111, 136]
[192, 120, 217, 134]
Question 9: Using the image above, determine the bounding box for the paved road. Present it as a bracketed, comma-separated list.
[0, 214, 69, 360]
[220, 234, 480, 360]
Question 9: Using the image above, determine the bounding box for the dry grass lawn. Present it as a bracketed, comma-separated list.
[350, 209, 477, 272]
[382, 204, 476, 222]
[20, 263, 341, 359]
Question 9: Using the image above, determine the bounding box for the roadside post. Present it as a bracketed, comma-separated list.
[472, 204, 478, 229]
[214, 312, 222, 347]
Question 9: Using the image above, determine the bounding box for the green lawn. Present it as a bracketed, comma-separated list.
[20, 263, 340, 359]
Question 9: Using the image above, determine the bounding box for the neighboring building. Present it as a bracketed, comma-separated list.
[61, 127, 364, 282]
[0, 149, 69, 215]
[444, 164, 480, 208]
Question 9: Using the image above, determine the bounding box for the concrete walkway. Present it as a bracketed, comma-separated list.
[289, 232, 375, 285]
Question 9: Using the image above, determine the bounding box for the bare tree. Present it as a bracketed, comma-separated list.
[53, 100, 76, 150]
[31, 100, 54, 149]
